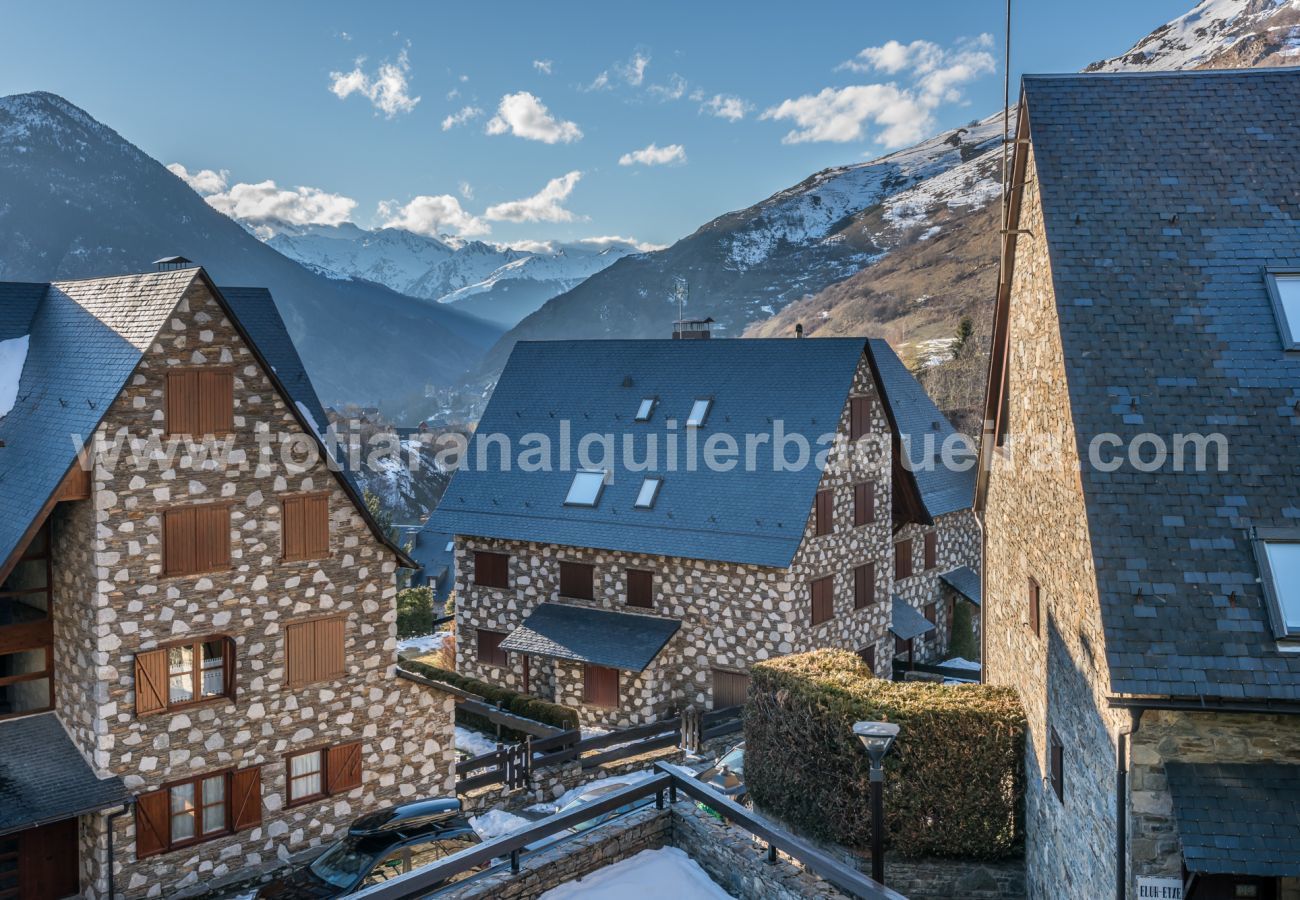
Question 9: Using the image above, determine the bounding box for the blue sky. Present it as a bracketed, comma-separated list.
[1, 0, 1193, 248]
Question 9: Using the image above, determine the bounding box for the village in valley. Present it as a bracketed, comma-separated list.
[1, 2, 1298, 899]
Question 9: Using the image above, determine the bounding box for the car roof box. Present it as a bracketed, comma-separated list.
[349, 797, 463, 836]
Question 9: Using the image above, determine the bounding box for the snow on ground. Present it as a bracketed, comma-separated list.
[539, 847, 735, 900]
[911, 336, 959, 368]
[470, 808, 532, 841]
[942, 657, 982, 672]
[456, 725, 501, 758]
[0, 334, 30, 418]
[397, 631, 450, 656]
[527, 770, 657, 815]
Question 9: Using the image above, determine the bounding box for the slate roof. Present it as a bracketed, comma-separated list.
[1164, 762, 1300, 876]
[0, 712, 129, 835]
[430, 338, 971, 567]
[498, 602, 681, 672]
[1022, 69, 1300, 700]
[939, 566, 981, 606]
[402, 522, 455, 601]
[890, 595, 936, 641]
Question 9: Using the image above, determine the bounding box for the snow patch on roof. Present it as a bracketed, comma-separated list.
[0, 335, 31, 419]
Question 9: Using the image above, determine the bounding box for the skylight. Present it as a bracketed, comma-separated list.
[1253, 529, 1300, 639]
[634, 477, 662, 509]
[564, 469, 607, 507]
[1266, 272, 1300, 348]
[686, 398, 712, 428]
[635, 397, 657, 421]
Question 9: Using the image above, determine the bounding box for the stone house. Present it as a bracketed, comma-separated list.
[431, 334, 980, 728]
[0, 267, 456, 900]
[979, 70, 1300, 900]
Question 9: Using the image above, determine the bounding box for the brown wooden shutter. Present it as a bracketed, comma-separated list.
[163, 506, 197, 576]
[853, 483, 874, 527]
[1029, 579, 1041, 637]
[858, 644, 876, 673]
[326, 742, 363, 794]
[810, 576, 834, 625]
[283, 495, 330, 561]
[850, 397, 871, 441]
[305, 495, 329, 558]
[924, 532, 937, 570]
[229, 767, 262, 831]
[222, 637, 238, 701]
[559, 561, 594, 600]
[286, 616, 345, 687]
[853, 563, 874, 610]
[895, 539, 913, 580]
[924, 602, 937, 624]
[165, 370, 198, 436]
[316, 617, 345, 682]
[583, 664, 619, 708]
[197, 370, 234, 435]
[476, 629, 508, 667]
[134, 649, 169, 716]
[195, 504, 231, 572]
[474, 551, 509, 589]
[814, 489, 833, 536]
[626, 570, 654, 608]
[282, 496, 305, 562]
[711, 669, 750, 709]
[134, 789, 170, 859]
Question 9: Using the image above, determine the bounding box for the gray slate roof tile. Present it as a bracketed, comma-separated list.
[498, 602, 680, 671]
[1164, 762, 1300, 876]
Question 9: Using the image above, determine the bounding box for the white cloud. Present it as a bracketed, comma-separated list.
[485, 92, 582, 143]
[459, 181, 474, 200]
[533, 59, 553, 75]
[329, 48, 421, 117]
[618, 143, 687, 167]
[485, 171, 583, 223]
[378, 195, 490, 238]
[764, 34, 995, 147]
[441, 105, 483, 130]
[577, 235, 665, 252]
[202, 179, 358, 228]
[648, 74, 688, 101]
[505, 239, 556, 254]
[620, 51, 650, 86]
[585, 70, 611, 91]
[699, 93, 751, 122]
[167, 163, 229, 195]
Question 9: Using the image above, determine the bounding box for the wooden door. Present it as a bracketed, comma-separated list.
[1, 819, 79, 900]
[711, 669, 750, 709]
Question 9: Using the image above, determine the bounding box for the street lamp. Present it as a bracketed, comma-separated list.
[853, 720, 900, 886]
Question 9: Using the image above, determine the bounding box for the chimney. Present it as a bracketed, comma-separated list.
[153, 255, 195, 272]
[795, 323, 804, 339]
[672, 317, 714, 340]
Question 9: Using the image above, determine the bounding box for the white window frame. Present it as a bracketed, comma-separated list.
[634, 477, 663, 509]
[1251, 526, 1300, 641]
[564, 469, 608, 507]
[635, 397, 657, 422]
[1264, 269, 1300, 350]
[686, 397, 713, 428]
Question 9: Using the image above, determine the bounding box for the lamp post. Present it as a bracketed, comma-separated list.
[853, 720, 900, 886]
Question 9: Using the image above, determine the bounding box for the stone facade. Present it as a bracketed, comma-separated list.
[455, 354, 981, 727]
[33, 279, 456, 898]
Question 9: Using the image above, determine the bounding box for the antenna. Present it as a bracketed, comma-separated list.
[674, 276, 687, 325]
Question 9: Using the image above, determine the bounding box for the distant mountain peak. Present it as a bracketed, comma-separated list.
[1088, 0, 1300, 72]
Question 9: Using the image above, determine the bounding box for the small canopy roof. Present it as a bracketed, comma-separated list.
[890, 596, 936, 642]
[500, 603, 680, 672]
[939, 566, 981, 607]
[1165, 762, 1300, 877]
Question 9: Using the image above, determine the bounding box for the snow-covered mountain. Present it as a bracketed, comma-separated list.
[266, 224, 645, 327]
[1087, 0, 1300, 72]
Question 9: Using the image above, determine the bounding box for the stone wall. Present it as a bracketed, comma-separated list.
[981, 147, 1124, 900]
[52, 279, 456, 898]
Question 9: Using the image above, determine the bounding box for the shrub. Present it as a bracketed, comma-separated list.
[399, 657, 579, 738]
[744, 649, 1025, 860]
[396, 586, 435, 638]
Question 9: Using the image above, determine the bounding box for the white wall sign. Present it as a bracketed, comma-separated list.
[1137, 877, 1183, 899]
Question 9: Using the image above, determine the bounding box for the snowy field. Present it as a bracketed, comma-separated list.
[455, 725, 501, 758]
[539, 847, 735, 899]
[397, 630, 450, 656]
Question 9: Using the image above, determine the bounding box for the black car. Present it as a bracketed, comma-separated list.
[256, 798, 482, 898]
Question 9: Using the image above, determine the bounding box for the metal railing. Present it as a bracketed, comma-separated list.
[352, 762, 905, 900]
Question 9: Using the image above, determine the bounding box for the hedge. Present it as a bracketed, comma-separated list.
[744, 649, 1025, 860]
[400, 657, 579, 738]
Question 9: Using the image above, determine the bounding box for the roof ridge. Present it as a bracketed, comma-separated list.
[47, 267, 197, 287]
[1024, 66, 1300, 81]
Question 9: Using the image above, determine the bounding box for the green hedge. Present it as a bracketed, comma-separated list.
[744, 649, 1025, 860]
[400, 658, 579, 739]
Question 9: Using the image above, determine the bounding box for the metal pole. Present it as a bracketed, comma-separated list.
[870, 765, 885, 885]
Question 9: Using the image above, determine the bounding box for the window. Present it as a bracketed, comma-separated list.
[135, 638, 234, 715]
[1252, 530, 1300, 639]
[134, 767, 261, 859]
[282, 493, 330, 561]
[473, 551, 510, 589]
[814, 489, 833, 536]
[165, 368, 234, 437]
[0, 522, 53, 720]
[285, 616, 345, 688]
[711, 669, 750, 709]
[559, 561, 595, 600]
[1049, 727, 1064, 802]
[895, 539, 913, 580]
[854, 563, 874, 610]
[857, 644, 876, 673]
[626, 569, 654, 608]
[853, 482, 874, 527]
[924, 602, 937, 625]
[634, 477, 663, 509]
[286, 742, 363, 806]
[163, 504, 231, 577]
[849, 396, 872, 441]
[1028, 578, 1042, 638]
[476, 629, 509, 667]
[810, 575, 834, 626]
[1265, 271, 1300, 348]
[635, 398, 657, 421]
[686, 398, 712, 428]
[894, 635, 913, 658]
[583, 664, 619, 708]
[564, 470, 607, 507]
[924, 532, 937, 570]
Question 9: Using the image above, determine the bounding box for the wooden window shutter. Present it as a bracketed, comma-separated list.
[1029, 579, 1041, 637]
[626, 570, 654, 608]
[858, 644, 876, 673]
[474, 551, 509, 589]
[286, 617, 345, 687]
[711, 669, 749, 709]
[924, 532, 937, 570]
[223, 637, 238, 701]
[134, 649, 169, 716]
[165, 371, 198, 436]
[583, 665, 619, 708]
[163, 506, 197, 576]
[197, 370, 234, 434]
[229, 767, 263, 831]
[316, 617, 345, 682]
[924, 602, 937, 624]
[282, 496, 304, 562]
[326, 742, 363, 794]
[134, 789, 170, 859]
[854, 483, 874, 527]
[810, 576, 834, 625]
[559, 561, 594, 600]
[854, 563, 874, 610]
[283, 495, 330, 562]
[895, 539, 913, 580]
[476, 629, 508, 667]
[850, 396, 871, 441]
[195, 505, 231, 572]
[814, 489, 833, 536]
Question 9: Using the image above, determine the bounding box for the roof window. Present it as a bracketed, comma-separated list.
[634, 477, 663, 509]
[1253, 528, 1300, 639]
[1265, 271, 1300, 349]
[686, 398, 712, 428]
[564, 469, 607, 507]
[635, 398, 657, 421]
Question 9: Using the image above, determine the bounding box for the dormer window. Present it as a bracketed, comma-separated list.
[635, 398, 657, 421]
[1252, 528, 1300, 639]
[686, 398, 712, 428]
[564, 469, 607, 507]
[1265, 270, 1300, 349]
[634, 477, 662, 509]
